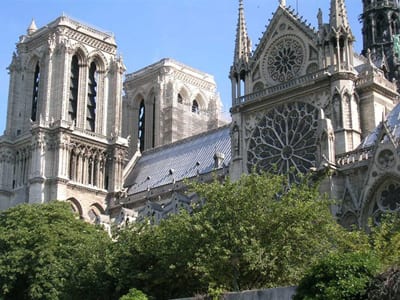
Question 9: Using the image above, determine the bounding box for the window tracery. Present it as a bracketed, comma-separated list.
[263, 36, 305, 83]
[372, 180, 400, 224]
[247, 102, 319, 183]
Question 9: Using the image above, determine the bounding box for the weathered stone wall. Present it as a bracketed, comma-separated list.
[173, 286, 297, 300]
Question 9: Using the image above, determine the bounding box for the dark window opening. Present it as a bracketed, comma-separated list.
[192, 100, 199, 114]
[177, 93, 183, 104]
[87, 62, 97, 132]
[69, 55, 79, 124]
[138, 99, 145, 152]
[31, 62, 40, 122]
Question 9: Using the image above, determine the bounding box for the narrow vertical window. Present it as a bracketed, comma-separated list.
[177, 93, 183, 104]
[31, 62, 40, 122]
[152, 96, 156, 148]
[87, 62, 97, 132]
[69, 55, 79, 123]
[192, 100, 199, 114]
[138, 99, 145, 152]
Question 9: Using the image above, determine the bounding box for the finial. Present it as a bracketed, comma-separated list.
[280, 0, 286, 7]
[27, 19, 37, 35]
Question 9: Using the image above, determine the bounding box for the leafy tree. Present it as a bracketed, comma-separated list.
[119, 288, 148, 300]
[369, 213, 400, 268]
[0, 201, 114, 300]
[113, 173, 362, 298]
[294, 252, 379, 300]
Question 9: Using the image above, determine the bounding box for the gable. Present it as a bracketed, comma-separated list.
[250, 6, 319, 90]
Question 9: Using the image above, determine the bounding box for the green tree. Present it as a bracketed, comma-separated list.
[0, 201, 114, 300]
[119, 288, 148, 300]
[113, 173, 362, 299]
[294, 252, 379, 300]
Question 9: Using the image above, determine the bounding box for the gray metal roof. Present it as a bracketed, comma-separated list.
[359, 102, 400, 148]
[125, 125, 231, 196]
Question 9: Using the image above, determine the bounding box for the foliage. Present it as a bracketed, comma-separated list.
[294, 251, 380, 300]
[366, 267, 400, 299]
[112, 173, 360, 299]
[369, 213, 400, 268]
[119, 288, 148, 300]
[0, 201, 114, 300]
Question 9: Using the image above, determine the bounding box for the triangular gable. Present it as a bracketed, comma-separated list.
[252, 5, 317, 65]
[250, 5, 319, 87]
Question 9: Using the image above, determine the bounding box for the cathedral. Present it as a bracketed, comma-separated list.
[1, 0, 400, 228]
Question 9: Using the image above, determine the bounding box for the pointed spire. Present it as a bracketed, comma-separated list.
[27, 19, 37, 35]
[329, 0, 350, 30]
[233, 0, 251, 67]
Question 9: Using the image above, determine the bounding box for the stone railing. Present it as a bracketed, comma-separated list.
[355, 72, 397, 91]
[233, 68, 330, 106]
[336, 145, 375, 166]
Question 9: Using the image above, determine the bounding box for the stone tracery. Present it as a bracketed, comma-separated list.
[263, 36, 305, 83]
[247, 102, 319, 182]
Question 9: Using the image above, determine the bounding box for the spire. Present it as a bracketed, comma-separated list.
[27, 19, 37, 35]
[329, 0, 350, 31]
[233, 0, 251, 67]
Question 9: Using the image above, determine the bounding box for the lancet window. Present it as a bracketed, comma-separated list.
[138, 99, 145, 152]
[31, 62, 40, 122]
[69, 55, 79, 124]
[87, 62, 98, 132]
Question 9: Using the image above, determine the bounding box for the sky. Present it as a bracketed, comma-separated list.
[0, 0, 363, 134]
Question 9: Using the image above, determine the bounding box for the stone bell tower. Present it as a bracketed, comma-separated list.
[361, 0, 400, 83]
[0, 16, 127, 220]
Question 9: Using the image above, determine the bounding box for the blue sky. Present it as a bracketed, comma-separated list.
[0, 0, 363, 133]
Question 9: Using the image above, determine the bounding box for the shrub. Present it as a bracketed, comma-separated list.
[294, 252, 379, 300]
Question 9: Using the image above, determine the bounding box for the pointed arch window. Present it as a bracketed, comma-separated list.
[192, 100, 199, 114]
[87, 62, 97, 132]
[69, 55, 79, 123]
[138, 99, 145, 152]
[177, 93, 183, 104]
[31, 62, 40, 122]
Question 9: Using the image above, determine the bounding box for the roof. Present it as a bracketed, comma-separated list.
[124, 125, 231, 196]
[359, 102, 400, 148]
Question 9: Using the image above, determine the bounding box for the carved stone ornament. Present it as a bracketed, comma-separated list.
[247, 101, 319, 182]
[377, 149, 395, 169]
[372, 181, 400, 224]
[262, 35, 305, 83]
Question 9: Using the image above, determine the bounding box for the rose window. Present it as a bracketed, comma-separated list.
[247, 102, 319, 182]
[265, 36, 304, 82]
[372, 181, 400, 224]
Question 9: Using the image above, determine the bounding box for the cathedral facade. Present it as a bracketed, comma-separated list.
[1, 0, 400, 228]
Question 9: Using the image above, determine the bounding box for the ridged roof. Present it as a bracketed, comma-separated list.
[125, 125, 231, 196]
[360, 103, 400, 148]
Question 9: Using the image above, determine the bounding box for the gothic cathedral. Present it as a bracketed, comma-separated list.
[2, 1, 400, 228]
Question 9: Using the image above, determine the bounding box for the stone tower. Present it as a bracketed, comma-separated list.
[361, 0, 400, 83]
[0, 16, 128, 220]
[122, 58, 225, 158]
[229, 0, 396, 185]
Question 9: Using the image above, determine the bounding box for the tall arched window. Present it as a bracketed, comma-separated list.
[192, 100, 199, 114]
[138, 99, 145, 152]
[69, 55, 79, 123]
[177, 93, 183, 104]
[87, 62, 97, 132]
[31, 62, 40, 122]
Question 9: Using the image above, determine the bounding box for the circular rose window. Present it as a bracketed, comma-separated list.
[263, 36, 305, 83]
[247, 102, 319, 182]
